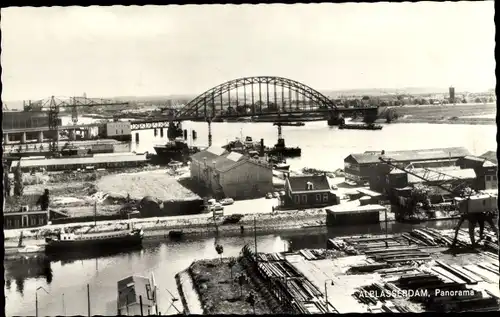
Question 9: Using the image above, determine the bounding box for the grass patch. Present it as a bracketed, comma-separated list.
[189, 258, 271, 314]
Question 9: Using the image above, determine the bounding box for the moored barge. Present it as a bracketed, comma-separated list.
[339, 123, 383, 130]
[44, 227, 144, 254]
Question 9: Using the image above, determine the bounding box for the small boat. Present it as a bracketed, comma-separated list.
[339, 123, 383, 130]
[44, 227, 144, 254]
[273, 122, 305, 127]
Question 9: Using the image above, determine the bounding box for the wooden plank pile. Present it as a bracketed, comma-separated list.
[395, 267, 500, 312]
[256, 259, 332, 314]
[257, 253, 285, 262]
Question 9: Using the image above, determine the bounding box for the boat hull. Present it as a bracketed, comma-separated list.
[339, 124, 383, 130]
[45, 232, 143, 255]
[268, 147, 302, 158]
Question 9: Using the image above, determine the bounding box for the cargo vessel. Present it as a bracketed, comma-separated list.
[153, 138, 201, 163]
[44, 227, 144, 254]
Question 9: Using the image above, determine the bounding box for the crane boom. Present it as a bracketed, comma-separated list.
[24, 95, 130, 157]
[378, 156, 469, 196]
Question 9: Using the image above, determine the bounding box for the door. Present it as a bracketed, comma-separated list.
[22, 215, 28, 227]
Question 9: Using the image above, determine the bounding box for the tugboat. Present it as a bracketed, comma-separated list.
[267, 138, 301, 158]
[44, 226, 144, 254]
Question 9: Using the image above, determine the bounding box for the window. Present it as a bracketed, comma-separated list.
[323, 194, 329, 202]
[316, 194, 321, 202]
[294, 195, 300, 203]
[301, 195, 307, 203]
[493, 175, 498, 181]
[485, 175, 491, 181]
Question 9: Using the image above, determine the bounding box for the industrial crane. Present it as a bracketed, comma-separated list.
[379, 156, 498, 245]
[378, 156, 471, 196]
[25, 95, 129, 157]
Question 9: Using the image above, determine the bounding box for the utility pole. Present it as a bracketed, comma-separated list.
[94, 201, 97, 227]
[62, 293, 66, 315]
[87, 284, 91, 317]
[254, 217, 258, 260]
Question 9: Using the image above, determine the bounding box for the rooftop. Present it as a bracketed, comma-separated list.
[346, 147, 471, 164]
[287, 175, 331, 192]
[17, 153, 148, 168]
[479, 151, 498, 165]
[117, 275, 155, 308]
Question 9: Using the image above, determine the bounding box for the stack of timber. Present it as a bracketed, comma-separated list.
[257, 253, 286, 262]
[256, 258, 335, 314]
[395, 267, 500, 312]
[353, 282, 418, 313]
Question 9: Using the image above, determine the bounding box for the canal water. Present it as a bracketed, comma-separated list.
[5, 220, 460, 316]
[5, 119, 495, 316]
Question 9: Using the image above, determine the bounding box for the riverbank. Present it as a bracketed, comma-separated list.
[384, 102, 496, 125]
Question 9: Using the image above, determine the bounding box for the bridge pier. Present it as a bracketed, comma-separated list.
[20, 132, 27, 144]
[37, 131, 44, 143]
[160, 128, 164, 138]
[207, 119, 213, 147]
[3, 133, 10, 145]
[69, 130, 76, 141]
[154, 128, 157, 136]
[327, 112, 344, 126]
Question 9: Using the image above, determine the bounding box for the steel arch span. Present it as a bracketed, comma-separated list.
[176, 76, 337, 119]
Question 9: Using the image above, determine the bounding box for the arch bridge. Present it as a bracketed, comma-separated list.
[176, 76, 339, 120]
[130, 76, 379, 144]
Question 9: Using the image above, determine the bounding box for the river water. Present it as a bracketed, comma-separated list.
[5, 119, 496, 316]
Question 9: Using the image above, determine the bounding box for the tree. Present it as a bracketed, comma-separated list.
[4, 170, 11, 197]
[14, 161, 23, 197]
[237, 273, 247, 297]
[228, 258, 236, 280]
[215, 244, 224, 263]
[385, 108, 399, 123]
[246, 291, 256, 314]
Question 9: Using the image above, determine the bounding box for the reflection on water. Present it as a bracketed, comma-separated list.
[4, 256, 53, 295]
[4, 219, 459, 316]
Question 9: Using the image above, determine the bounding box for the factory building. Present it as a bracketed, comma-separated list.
[344, 147, 471, 184]
[282, 174, 340, 209]
[190, 147, 273, 199]
[98, 121, 132, 141]
[2, 111, 62, 130]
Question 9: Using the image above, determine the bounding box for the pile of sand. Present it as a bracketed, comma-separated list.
[97, 172, 200, 201]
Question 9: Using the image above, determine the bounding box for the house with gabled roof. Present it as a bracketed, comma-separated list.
[282, 174, 340, 208]
[190, 147, 273, 199]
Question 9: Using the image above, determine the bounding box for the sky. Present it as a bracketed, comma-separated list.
[0, 2, 496, 102]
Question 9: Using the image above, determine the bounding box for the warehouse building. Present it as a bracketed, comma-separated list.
[457, 155, 497, 190]
[344, 147, 471, 184]
[190, 147, 273, 199]
[12, 153, 148, 172]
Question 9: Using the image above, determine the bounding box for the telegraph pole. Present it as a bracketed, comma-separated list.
[254, 217, 258, 260]
[87, 284, 91, 317]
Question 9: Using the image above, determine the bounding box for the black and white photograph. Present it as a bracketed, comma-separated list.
[1, 2, 498, 315]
